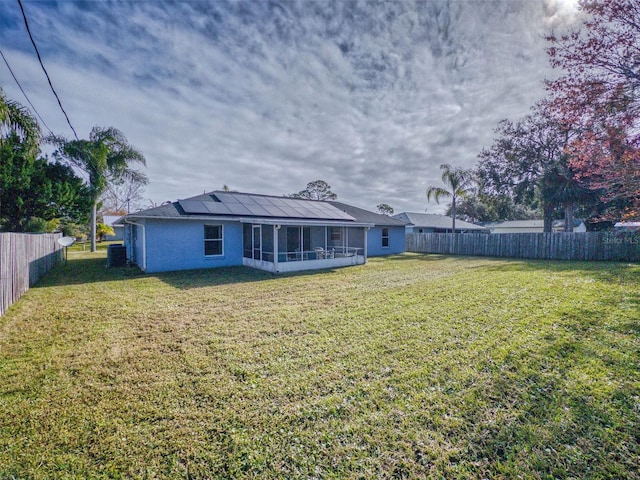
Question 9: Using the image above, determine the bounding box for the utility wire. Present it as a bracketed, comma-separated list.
[17, 0, 79, 140]
[0, 48, 55, 137]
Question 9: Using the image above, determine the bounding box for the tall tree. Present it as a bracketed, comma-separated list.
[546, 0, 640, 219]
[289, 180, 337, 200]
[0, 88, 40, 151]
[444, 193, 538, 223]
[377, 203, 394, 215]
[0, 88, 40, 228]
[53, 127, 147, 252]
[1, 90, 91, 232]
[476, 110, 591, 232]
[426, 164, 474, 232]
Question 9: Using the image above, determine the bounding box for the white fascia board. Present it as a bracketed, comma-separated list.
[117, 214, 373, 228]
[239, 218, 374, 228]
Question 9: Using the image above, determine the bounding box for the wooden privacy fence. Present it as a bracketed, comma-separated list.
[0, 233, 62, 316]
[406, 232, 640, 262]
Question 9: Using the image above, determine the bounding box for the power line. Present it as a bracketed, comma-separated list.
[17, 0, 79, 140]
[0, 48, 55, 137]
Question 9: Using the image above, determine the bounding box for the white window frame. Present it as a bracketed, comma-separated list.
[204, 224, 224, 257]
[382, 227, 390, 248]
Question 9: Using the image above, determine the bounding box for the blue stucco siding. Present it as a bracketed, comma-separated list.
[367, 225, 405, 256]
[141, 219, 244, 273]
[105, 225, 124, 241]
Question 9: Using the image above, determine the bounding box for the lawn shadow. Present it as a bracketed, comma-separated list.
[33, 256, 146, 288]
[34, 254, 357, 290]
[466, 303, 640, 476]
[451, 254, 640, 282]
[157, 263, 364, 290]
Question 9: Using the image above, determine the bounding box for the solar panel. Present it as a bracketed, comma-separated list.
[210, 192, 232, 203]
[179, 200, 211, 214]
[246, 204, 271, 216]
[268, 197, 288, 206]
[205, 202, 232, 214]
[252, 195, 274, 206]
[279, 206, 299, 217]
[234, 194, 256, 204]
[263, 205, 287, 216]
[180, 192, 356, 221]
[226, 203, 253, 215]
[294, 207, 314, 217]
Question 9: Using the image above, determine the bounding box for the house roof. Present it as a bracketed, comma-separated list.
[116, 191, 377, 227]
[481, 219, 585, 229]
[102, 215, 125, 227]
[392, 212, 487, 231]
[328, 201, 408, 227]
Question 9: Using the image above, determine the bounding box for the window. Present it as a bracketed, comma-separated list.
[382, 227, 390, 248]
[204, 225, 223, 256]
[330, 227, 342, 241]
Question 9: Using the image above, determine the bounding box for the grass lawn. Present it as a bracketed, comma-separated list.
[1, 250, 639, 479]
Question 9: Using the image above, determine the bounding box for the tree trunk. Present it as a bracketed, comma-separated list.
[564, 203, 575, 232]
[91, 202, 97, 252]
[543, 203, 554, 233]
[451, 199, 456, 233]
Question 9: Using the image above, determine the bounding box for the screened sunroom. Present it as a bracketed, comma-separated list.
[241, 221, 369, 273]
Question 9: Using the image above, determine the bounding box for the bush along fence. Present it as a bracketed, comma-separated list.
[406, 232, 640, 262]
[0, 233, 62, 316]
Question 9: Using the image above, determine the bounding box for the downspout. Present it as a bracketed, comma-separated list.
[124, 220, 146, 271]
[364, 227, 369, 263]
[274, 225, 280, 273]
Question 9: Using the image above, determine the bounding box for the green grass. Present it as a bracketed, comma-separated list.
[1, 251, 639, 479]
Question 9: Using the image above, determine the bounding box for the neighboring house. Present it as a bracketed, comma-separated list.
[614, 222, 640, 232]
[102, 215, 124, 241]
[115, 191, 406, 274]
[392, 212, 488, 234]
[481, 219, 587, 233]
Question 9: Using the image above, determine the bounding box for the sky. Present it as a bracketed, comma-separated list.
[0, 0, 583, 214]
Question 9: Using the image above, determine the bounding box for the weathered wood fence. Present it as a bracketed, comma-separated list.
[0, 233, 62, 316]
[406, 232, 640, 262]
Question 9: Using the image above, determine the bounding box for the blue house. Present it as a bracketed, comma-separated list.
[115, 191, 406, 274]
[327, 201, 406, 257]
[102, 215, 125, 241]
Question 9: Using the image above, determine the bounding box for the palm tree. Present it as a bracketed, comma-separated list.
[0, 88, 41, 151]
[53, 127, 147, 252]
[1, 89, 41, 229]
[426, 164, 475, 232]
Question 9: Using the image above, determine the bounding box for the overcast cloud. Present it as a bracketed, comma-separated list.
[1, 0, 582, 213]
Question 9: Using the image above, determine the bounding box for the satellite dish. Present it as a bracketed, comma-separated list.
[58, 236, 75, 263]
[58, 236, 76, 247]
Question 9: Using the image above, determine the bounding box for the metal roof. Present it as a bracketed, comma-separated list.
[328, 201, 408, 226]
[393, 212, 487, 231]
[481, 219, 585, 229]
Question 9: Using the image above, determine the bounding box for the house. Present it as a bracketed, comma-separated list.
[115, 191, 406, 274]
[481, 219, 587, 233]
[102, 215, 124, 241]
[614, 222, 640, 232]
[392, 212, 488, 234]
[328, 201, 407, 257]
